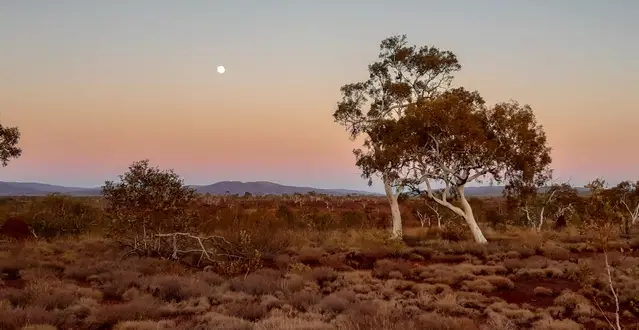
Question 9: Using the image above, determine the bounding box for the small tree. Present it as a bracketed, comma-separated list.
[102, 159, 197, 252]
[584, 178, 624, 330]
[484, 198, 509, 230]
[543, 183, 579, 226]
[333, 35, 461, 239]
[398, 88, 552, 243]
[0, 123, 22, 166]
[608, 180, 639, 235]
[582, 179, 623, 233]
[507, 180, 578, 231]
[410, 191, 457, 229]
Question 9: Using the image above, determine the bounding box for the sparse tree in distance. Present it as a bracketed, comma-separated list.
[583, 178, 624, 233]
[0, 122, 22, 167]
[412, 197, 449, 228]
[542, 183, 579, 225]
[333, 35, 461, 239]
[506, 179, 577, 231]
[398, 88, 552, 243]
[609, 180, 639, 235]
[583, 178, 624, 330]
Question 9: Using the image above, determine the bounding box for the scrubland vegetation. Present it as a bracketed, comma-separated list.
[1, 174, 638, 330]
[2, 35, 639, 329]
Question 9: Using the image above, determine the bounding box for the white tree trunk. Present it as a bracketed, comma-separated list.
[537, 206, 546, 231]
[457, 187, 488, 244]
[415, 211, 426, 227]
[629, 203, 638, 225]
[384, 180, 403, 239]
[426, 204, 442, 229]
[423, 180, 487, 244]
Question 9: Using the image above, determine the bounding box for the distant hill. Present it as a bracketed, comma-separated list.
[0, 181, 589, 197]
[190, 181, 378, 196]
[0, 181, 378, 197]
[0, 182, 102, 196]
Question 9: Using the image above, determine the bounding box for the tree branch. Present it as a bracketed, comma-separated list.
[603, 247, 622, 330]
[423, 179, 465, 218]
[620, 199, 639, 225]
[154, 232, 243, 266]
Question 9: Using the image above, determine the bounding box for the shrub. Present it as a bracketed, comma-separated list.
[14, 195, 104, 238]
[101, 160, 197, 253]
[143, 275, 212, 302]
[439, 222, 471, 241]
[289, 291, 320, 311]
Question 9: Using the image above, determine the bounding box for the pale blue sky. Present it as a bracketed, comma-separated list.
[1, 0, 637, 191]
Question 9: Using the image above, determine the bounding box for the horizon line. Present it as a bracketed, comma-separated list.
[0, 180, 590, 191]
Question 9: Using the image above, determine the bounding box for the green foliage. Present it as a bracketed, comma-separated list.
[485, 206, 507, 230]
[27, 194, 104, 238]
[0, 195, 105, 238]
[504, 181, 581, 230]
[584, 179, 624, 235]
[309, 211, 339, 231]
[275, 204, 295, 223]
[607, 180, 639, 234]
[101, 159, 197, 243]
[216, 230, 263, 276]
[0, 122, 22, 167]
[340, 210, 366, 228]
[333, 35, 461, 186]
[0, 175, 634, 256]
[333, 35, 552, 244]
[438, 221, 471, 242]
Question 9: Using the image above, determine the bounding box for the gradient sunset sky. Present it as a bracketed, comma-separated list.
[1, 0, 637, 192]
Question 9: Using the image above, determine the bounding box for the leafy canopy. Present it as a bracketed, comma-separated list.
[102, 159, 197, 236]
[0, 123, 22, 167]
[395, 87, 552, 196]
[333, 35, 461, 186]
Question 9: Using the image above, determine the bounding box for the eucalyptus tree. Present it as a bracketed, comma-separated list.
[0, 122, 22, 167]
[397, 88, 552, 243]
[333, 35, 461, 239]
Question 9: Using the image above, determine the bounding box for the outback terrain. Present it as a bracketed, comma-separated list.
[0, 181, 380, 197]
[1, 193, 638, 330]
[0, 181, 559, 197]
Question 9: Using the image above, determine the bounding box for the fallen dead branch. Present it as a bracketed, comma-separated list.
[154, 232, 245, 265]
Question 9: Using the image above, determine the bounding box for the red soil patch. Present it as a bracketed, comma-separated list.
[489, 277, 581, 308]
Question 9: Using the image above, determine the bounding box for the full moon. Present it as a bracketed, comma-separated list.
[217, 65, 226, 74]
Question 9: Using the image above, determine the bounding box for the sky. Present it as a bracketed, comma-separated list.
[1, 0, 638, 192]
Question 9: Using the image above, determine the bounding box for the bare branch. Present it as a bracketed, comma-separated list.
[602, 248, 622, 330]
[154, 232, 243, 266]
[620, 199, 639, 225]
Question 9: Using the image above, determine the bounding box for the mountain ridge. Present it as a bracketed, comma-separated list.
[0, 181, 589, 197]
[0, 181, 378, 196]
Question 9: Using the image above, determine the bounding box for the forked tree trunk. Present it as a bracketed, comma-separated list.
[384, 180, 403, 239]
[429, 185, 488, 244]
[425, 182, 488, 244]
[457, 187, 488, 244]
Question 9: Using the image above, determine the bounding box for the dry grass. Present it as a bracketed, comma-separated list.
[2, 230, 638, 330]
[1, 195, 639, 329]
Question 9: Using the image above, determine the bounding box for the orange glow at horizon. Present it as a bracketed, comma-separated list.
[1, 1, 638, 190]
